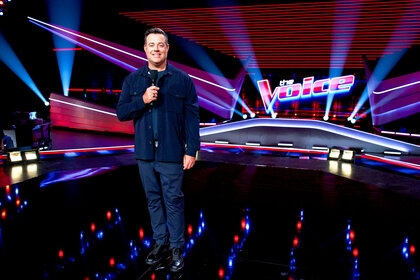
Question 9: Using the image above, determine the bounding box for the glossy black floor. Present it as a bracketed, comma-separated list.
[1, 157, 420, 280]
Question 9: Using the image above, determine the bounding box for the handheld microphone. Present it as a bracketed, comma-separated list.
[149, 70, 158, 86]
[149, 70, 158, 106]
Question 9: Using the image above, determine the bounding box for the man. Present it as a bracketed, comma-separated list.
[0, 130, 15, 153]
[116, 27, 200, 272]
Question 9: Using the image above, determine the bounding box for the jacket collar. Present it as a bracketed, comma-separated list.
[139, 63, 174, 77]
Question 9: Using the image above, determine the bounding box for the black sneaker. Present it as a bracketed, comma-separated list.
[145, 243, 169, 265]
[169, 247, 184, 272]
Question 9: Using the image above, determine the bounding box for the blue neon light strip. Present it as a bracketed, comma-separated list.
[200, 118, 418, 153]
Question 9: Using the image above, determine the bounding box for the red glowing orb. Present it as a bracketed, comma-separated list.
[109, 257, 115, 267]
[410, 245, 415, 255]
[241, 219, 246, 230]
[353, 248, 359, 258]
[293, 236, 299, 247]
[234, 235, 239, 243]
[349, 230, 355, 241]
[218, 267, 224, 278]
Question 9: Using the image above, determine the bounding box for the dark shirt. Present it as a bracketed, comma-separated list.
[152, 70, 166, 140]
[2, 135, 14, 151]
[116, 63, 200, 162]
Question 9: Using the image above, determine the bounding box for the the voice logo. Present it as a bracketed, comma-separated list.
[257, 75, 355, 113]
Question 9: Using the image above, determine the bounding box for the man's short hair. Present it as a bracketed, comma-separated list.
[144, 27, 169, 46]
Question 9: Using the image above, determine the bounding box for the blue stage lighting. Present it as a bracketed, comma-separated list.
[172, 32, 255, 120]
[349, 4, 417, 122]
[0, 32, 49, 106]
[47, 0, 82, 96]
[236, 96, 254, 116]
[172, 36, 232, 90]
[210, 0, 263, 91]
[325, 2, 361, 120]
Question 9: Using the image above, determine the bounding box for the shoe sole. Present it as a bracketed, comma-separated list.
[169, 262, 184, 272]
[145, 250, 170, 265]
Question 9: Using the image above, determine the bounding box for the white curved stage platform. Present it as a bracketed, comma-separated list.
[200, 118, 420, 155]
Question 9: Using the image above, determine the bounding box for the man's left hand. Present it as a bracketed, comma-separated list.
[183, 155, 196, 170]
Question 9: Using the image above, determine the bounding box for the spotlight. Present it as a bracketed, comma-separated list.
[242, 114, 248, 119]
[323, 115, 329, 121]
[327, 148, 341, 160]
[271, 113, 277, 118]
[341, 150, 355, 162]
[7, 151, 23, 164]
[250, 112, 256, 118]
[23, 149, 40, 162]
[7, 149, 40, 164]
[351, 118, 356, 124]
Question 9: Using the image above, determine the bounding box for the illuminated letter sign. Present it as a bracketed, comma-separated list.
[257, 75, 355, 113]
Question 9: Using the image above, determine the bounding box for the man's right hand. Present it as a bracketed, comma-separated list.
[143, 86, 159, 104]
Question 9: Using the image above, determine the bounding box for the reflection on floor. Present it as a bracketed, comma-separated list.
[1, 162, 420, 279]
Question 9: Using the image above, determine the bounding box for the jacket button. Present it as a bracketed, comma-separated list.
[149, 141, 152, 144]
[149, 125, 152, 129]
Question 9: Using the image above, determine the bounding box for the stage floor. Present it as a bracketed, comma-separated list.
[0, 128, 420, 279]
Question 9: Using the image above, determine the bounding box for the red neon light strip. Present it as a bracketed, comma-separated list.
[181, 30, 420, 41]
[201, 40, 415, 47]
[247, 66, 364, 69]
[141, 20, 419, 34]
[122, 0, 420, 69]
[122, 0, 415, 18]
[212, 46, 404, 51]
[138, 12, 420, 27]
[3, 149, 418, 173]
[148, 26, 420, 37]
[361, 154, 420, 171]
[136, 17, 418, 31]
[133, 7, 419, 25]
[184, 36, 418, 45]
[159, 22, 420, 38]
[160, 24, 420, 37]
[200, 142, 329, 154]
[53, 48, 83, 51]
[132, 5, 417, 19]
[39, 145, 135, 156]
[68, 88, 122, 93]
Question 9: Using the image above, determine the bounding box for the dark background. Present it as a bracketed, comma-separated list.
[0, 0, 419, 131]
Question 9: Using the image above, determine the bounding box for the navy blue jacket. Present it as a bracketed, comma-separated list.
[116, 64, 200, 162]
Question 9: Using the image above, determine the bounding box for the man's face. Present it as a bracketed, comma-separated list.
[144, 33, 169, 69]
